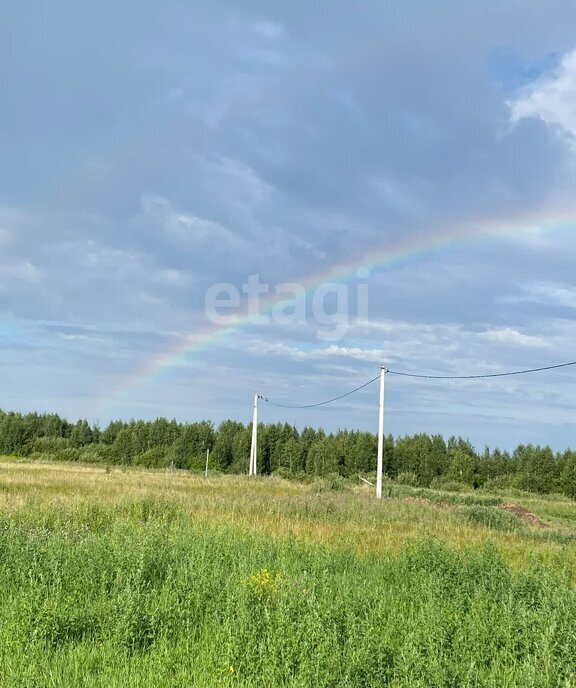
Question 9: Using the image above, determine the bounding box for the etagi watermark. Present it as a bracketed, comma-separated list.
[205, 268, 370, 341]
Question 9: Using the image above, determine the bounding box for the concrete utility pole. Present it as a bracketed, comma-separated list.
[376, 366, 388, 499]
[249, 393, 259, 475]
[205, 447, 210, 478]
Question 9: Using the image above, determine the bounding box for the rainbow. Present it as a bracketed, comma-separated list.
[96, 207, 574, 414]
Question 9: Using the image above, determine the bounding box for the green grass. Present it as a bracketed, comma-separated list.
[388, 483, 504, 506]
[0, 461, 575, 686]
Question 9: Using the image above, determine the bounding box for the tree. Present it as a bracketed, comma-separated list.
[112, 429, 134, 465]
[70, 419, 94, 448]
[560, 451, 576, 499]
[448, 448, 477, 486]
[170, 422, 215, 469]
[213, 421, 244, 471]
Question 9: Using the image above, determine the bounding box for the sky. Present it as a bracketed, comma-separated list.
[2, 1, 576, 449]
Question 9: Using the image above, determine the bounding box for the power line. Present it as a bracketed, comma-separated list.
[254, 358, 576, 499]
[261, 374, 380, 409]
[388, 360, 576, 380]
[260, 358, 576, 410]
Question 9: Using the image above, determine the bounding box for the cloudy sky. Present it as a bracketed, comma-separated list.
[2, 1, 576, 449]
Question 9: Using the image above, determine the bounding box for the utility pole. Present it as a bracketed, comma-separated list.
[376, 366, 388, 499]
[249, 394, 259, 475]
[205, 447, 210, 478]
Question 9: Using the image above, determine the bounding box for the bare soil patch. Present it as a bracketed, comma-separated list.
[500, 504, 550, 529]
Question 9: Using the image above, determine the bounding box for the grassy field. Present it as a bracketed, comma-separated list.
[0, 460, 575, 686]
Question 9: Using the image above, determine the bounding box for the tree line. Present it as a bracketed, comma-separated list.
[1, 409, 575, 498]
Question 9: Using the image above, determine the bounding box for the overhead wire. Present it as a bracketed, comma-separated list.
[259, 359, 576, 409]
[387, 360, 576, 380]
[261, 374, 380, 409]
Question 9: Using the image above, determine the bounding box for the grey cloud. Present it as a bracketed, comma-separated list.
[2, 1, 576, 447]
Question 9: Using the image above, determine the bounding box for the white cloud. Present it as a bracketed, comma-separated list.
[154, 268, 192, 287]
[140, 193, 243, 248]
[247, 316, 566, 382]
[77, 244, 139, 271]
[508, 282, 576, 309]
[321, 345, 389, 363]
[248, 340, 389, 363]
[510, 49, 576, 140]
[480, 327, 549, 348]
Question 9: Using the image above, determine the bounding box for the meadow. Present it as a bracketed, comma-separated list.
[0, 460, 575, 687]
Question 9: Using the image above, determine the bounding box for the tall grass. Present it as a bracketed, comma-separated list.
[0, 462, 575, 685]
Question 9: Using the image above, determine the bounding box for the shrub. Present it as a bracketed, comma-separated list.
[273, 467, 312, 483]
[390, 484, 502, 507]
[481, 475, 521, 492]
[17, 436, 71, 458]
[28, 451, 56, 463]
[313, 474, 349, 492]
[430, 478, 470, 493]
[78, 444, 116, 464]
[56, 447, 82, 462]
[460, 505, 521, 532]
[132, 447, 169, 468]
[327, 473, 347, 491]
[395, 472, 419, 487]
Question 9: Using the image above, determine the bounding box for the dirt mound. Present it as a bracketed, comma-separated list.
[500, 504, 549, 529]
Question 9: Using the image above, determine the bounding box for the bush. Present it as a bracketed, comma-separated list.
[430, 478, 470, 493]
[17, 436, 71, 458]
[460, 505, 521, 532]
[327, 474, 347, 491]
[481, 475, 521, 492]
[395, 472, 419, 487]
[29, 447, 82, 462]
[390, 484, 502, 507]
[56, 447, 82, 462]
[78, 444, 115, 464]
[273, 467, 312, 483]
[132, 447, 169, 468]
[313, 474, 349, 492]
[28, 452, 56, 463]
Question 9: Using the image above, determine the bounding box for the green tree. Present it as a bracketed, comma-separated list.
[448, 448, 477, 486]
